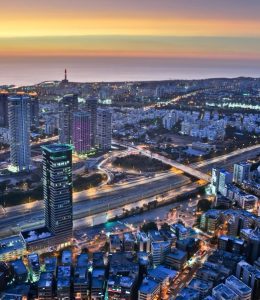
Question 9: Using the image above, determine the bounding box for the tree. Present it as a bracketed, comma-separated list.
[140, 222, 158, 233]
[161, 223, 170, 231]
[197, 199, 212, 212]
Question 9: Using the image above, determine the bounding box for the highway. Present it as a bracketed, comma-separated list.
[192, 144, 260, 171]
[0, 173, 190, 238]
[0, 142, 259, 238]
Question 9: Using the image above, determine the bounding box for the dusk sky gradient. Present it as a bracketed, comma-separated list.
[1, 0, 260, 84]
[1, 0, 260, 59]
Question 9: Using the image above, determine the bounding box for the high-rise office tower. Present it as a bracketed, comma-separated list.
[8, 95, 31, 172]
[59, 94, 78, 144]
[211, 168, 220, 195]
[72, 111, 91, 154]
[42, 144, 73, 243]
[96, 108, 112, 150]
[85, 97, 98, 147]
[218, 169, 233, 196]
[0, 91, 9, 127]
[29, 93, 40, 128]
[233, 162, 252, 184]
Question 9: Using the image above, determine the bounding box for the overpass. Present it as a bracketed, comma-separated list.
[114, 141, 211, 182]
[136, 147, 211, 182]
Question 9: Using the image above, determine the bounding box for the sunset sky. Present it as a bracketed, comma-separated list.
[1, 0, 260, 60]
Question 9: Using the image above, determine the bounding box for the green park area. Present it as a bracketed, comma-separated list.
[112, 154, 171, 172]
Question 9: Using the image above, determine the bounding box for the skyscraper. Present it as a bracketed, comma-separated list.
[72, 111, 91, 154]
[218, 169, 232, 196]
[211, 168, 220, 195]
[96, 108, 112, 150]
[59, 94, 78, 144]
[8, 95, 31, 172]
[42, 144, 73, 243]
[0, 91, 9, 127]
[233, 162, 252, 184]
[29, 92, 40, 128]
[85, 97, 98, 147]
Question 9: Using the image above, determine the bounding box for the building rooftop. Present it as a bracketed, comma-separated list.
[0, 235, 25, 256]
[139, 277, 159, 295]
[189, 278, 212, 291]
[1, 284, 30, 299]
[219, 235, 245, 246]
[28, 253, 40, 270]
[38, 272, 53, 288]
[208, 250, 244, 270]
[171, 223, 188, 234]
[137, 231, 149, 242]
[21, 227, 53, 243]
[225, 275, 252, 295]
[92, 252, 105, 268]
[57, 266, 71, 288]
[237, 261, 260, 279]
[148, 230, 164, 242]
[166, 248, 187, 261]
[176, 287, 200, 300]
[151, 241, 170, 251]
[108, 274, 135, 289]
[109, 252, 138, 276]
[213, 283, 238, 300]
[74, 267, 88, 285]
[204, 209, 221, 219]
[61, 250, 72, 265]
[92, 268, 105, 289]
[124, 232, 136, 242]
[10, 259, 27, 276]
[41, 143, 73, 153]
[148, 265, 177, 282]
[137, 252, 149, 266]
[77, 253, 89, 268]
[44, 257, 57, 273]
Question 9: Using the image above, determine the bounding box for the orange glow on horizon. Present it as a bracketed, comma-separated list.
[0, 5, 260, 61]
[1, 15, 260, 38]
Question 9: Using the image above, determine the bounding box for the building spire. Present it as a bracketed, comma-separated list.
[65, 68, 67, 81]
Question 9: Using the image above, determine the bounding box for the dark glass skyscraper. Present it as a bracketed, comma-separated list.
[72, 111, 91, 154]
[97, 108, 112, 150]
[59, 94, 78, 144]
[85, 97, 98, 147]
[29, 93, 40, 128]
[0, 91, 9, 127]
[42, 144, 73, 242]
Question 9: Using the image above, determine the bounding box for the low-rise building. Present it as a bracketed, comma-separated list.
[200, 210, 221, 234]
[109, 234, 121, 252]
[225, 275, 252, 300]
[123, 232, 136, 252]
[10, 259, 28, 284]
[165, 248, 187, 270]
[188, 278, 213, 299]
[218, 235, 245, 254]
[138, 277, 160, 300]
[212, 283, 239, 300]
[151, 241, 170, 266]
[38, 272, 54, 300]
[236, 261, 260, 300]
[74, 254, 89, 300]
[176, 287, 200, 300]
[0, 235, 26, 262]
[57, 266, 71, 300]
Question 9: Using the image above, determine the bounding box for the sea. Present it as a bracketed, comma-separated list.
[0, 56, 260, 86]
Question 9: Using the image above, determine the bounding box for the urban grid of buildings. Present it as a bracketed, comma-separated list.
[0, 74, 259, 300]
